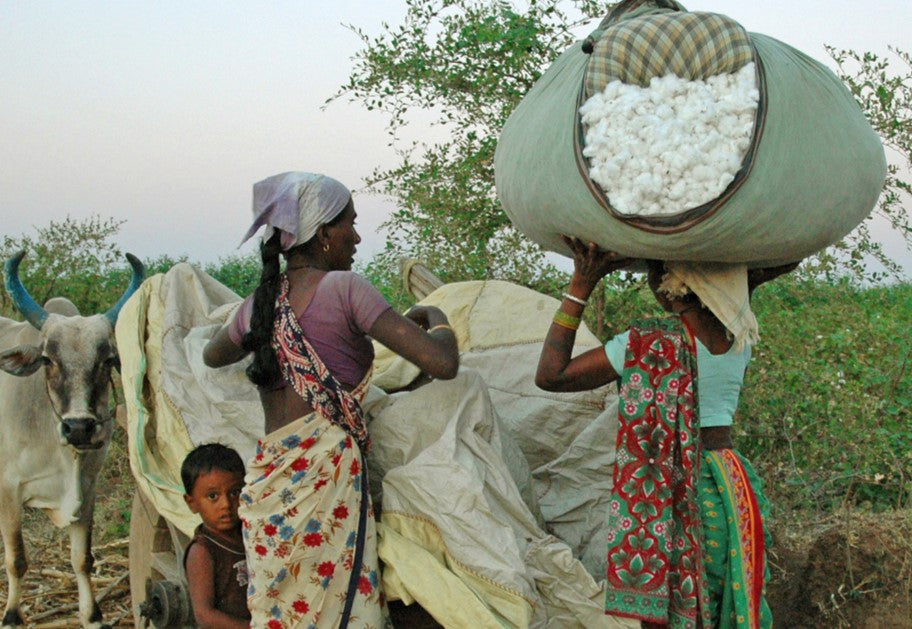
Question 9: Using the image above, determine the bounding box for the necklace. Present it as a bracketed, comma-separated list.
[200, 531, 245, 556]
[676, 305, 701, 317]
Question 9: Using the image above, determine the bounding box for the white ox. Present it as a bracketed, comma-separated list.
[0, 251, 143, 629]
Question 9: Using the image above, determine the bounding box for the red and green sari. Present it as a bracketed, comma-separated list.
[604, 317, 770, 628]
[700, 449, 771, 628]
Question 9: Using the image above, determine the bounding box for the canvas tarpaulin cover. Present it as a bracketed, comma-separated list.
[493, 0, 886, 267]
[116, 263, 636, 628]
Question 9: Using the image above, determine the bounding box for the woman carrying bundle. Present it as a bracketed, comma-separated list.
[536, 236, 796, 628]
[204, 172, 459, 628]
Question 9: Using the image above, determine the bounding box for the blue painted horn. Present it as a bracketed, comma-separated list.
[104, 253, 145, 325]
[4, 251, 145, 329]
[4, 251, 48, 329]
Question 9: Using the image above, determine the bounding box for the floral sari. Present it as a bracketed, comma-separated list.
[603, 317, 709, 627]
[239, 275, 389, 628]
[604, 316, 770, 628]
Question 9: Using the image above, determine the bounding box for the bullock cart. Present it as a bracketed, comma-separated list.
[117, 261, 635, 628]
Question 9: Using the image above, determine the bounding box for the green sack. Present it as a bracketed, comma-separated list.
[494, 3, 886, 267]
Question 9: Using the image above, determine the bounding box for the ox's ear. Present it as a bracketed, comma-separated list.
[0, 344, 45, 377]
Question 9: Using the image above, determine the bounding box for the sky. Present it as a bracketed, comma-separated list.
[2, 1, 910, 277]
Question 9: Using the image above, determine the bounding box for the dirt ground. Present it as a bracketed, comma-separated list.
[1, 431, 910, 627]
[0, 512, 133, 627]
[764, 511, 912, 629]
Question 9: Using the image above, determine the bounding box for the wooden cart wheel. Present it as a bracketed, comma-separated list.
[129, 491, 191, 627]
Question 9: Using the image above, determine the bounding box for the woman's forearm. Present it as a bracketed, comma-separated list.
[536, 289, 614, 391]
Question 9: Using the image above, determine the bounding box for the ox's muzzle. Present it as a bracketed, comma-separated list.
[60, 416, 108, 450]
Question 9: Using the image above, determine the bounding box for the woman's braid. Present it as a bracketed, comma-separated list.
[242, 231, 283, 386]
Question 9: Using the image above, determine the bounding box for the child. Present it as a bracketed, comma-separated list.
[181, 443, 251, 628]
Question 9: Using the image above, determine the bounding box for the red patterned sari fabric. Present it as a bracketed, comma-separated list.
[604, 317, 711, 627]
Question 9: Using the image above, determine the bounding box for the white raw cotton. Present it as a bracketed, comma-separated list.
[580, 62, 759, 217]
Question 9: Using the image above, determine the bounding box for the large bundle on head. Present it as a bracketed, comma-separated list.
[494, 0, 886, 267]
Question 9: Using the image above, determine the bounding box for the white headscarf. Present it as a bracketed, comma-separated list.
[662, 261, 759, 351]
[240, 172, 352, 251]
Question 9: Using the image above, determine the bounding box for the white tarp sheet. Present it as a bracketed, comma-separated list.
[116, 263, 634, 628]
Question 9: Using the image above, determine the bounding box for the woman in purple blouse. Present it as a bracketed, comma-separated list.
[204, 171, 458, 628]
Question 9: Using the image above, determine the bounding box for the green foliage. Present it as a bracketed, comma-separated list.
[357, 256, 418, 313]
[132, 253, 261, 299]
[141, 253, 191, 278]
[203, 253, 261, 297]
[95, 414, 133, 542]
[590, 271, 657, 338]
[124, 252, 261, 299]
[737, 278, 912, 512]
[826, 46, 912, 283]
[0, 215, 132, 317]
[331, 0, 613, 285]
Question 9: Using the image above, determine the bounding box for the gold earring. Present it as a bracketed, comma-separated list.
[323, 243, 330, 253]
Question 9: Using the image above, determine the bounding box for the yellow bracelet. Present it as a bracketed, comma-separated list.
[552, 310, 580, 330]
[428, 324, 454, 334]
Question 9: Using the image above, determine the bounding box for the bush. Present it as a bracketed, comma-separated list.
[203, 254, 261, 297]
[738, 278, 912, 513]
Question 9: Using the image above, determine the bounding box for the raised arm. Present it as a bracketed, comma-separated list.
[203, 324, 248, 368]
[748, 260, 801, 296]
[535, 237, 632, 392]
[369, 305, 459, 380]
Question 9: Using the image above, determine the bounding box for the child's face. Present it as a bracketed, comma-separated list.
[184, 469, 244, 535]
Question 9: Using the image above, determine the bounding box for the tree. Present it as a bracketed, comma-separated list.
[0, 215, 129, 317]
[331, 0, 613, 287]
[826, 46, 911, 283]
[336, 2, 910, 296]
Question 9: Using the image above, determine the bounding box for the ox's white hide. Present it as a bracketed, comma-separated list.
[0, 300, 110, 529]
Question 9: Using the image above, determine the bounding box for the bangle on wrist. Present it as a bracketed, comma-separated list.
[552, 310, 581, 331]
[561, 292, 588, 307]
[428, 324, 454, 334]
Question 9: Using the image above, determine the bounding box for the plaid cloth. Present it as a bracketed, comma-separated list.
[600, 0, 687, 27]
[585, 0, 754, 97]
